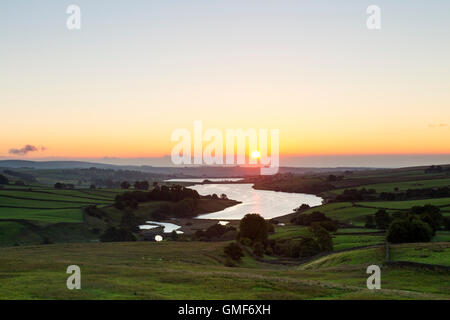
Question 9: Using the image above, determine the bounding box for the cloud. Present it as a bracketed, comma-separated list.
[8, 144, 45, 156]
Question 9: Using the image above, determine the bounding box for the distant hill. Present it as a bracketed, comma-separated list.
[0, 160, 120, 170]
[0, 159, 374, 177]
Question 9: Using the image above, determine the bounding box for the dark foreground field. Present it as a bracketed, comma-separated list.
[0, 241, 448, 300]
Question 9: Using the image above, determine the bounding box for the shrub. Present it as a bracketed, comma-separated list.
[224, 256, 237, 267]
[120, 211, 142, 232]
[443, 217, 450, 231]
[0, 174, 9, 185]
[171, 230, 179, 241]
[239, 237, 252, 247]
[100, 227, 136, 242]
[312, 220, 338, 232]
[291, 211, 331, 226]
[374, 209, 391, 229]
[253, 242, 265, 257]
[224, 242, 244, 261]
[365, 215, 376, 228]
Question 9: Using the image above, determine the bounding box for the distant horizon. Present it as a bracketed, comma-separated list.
[1, 153, 450, 169]
[2, 1, 450, 160]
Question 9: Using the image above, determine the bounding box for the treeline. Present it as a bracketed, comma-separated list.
[251, 173, 334, 194]
[114, 185, 201, 217]
[54, 182, 75, 190]
[364, 205, 450, 243]
[3, 170, 37, 182]
[334, 187, 450, 202]
[425, 165, 450, 174]
[29, 167, 163, 188]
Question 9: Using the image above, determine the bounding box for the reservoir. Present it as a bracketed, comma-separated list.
[169, 179, 323, 220]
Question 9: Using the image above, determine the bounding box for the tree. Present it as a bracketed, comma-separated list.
[294, 204, 310, 212]
[309, 224, 333, 252]
[365, 215, 376, 228]
[120, 181, 131, 189]
[54, 182, 65, 189]
[134, 180, 149, 190]
[411, 205, 443, 235]
[311, 220, 338, 232]
[100, 227, 136, 242]
[0, 174, 9, 185]
[224, 242, 244, 261]
[239, 213, 268, 244]
[253, 242, 264, 257]
[387, 217, 433, 244]
[297, 238, 321, 258]
[171, 230, 179, 241]
[374, 209, 391, 229]
[443, 217, 450, 231]
[291, 211, 331, 226]
[120, 211, 142, 232]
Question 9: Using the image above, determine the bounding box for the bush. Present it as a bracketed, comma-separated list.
[298, 238, 321, 257]
[0, 174, 9, 185]
[224, 242, 244, 262]
[365, 215, 376, 228]
[387, 217, 433, 244]
[291, 211, 331, 226]
[311, 220, 338, 232]
[309, 224, 333, 252]
[374, 209, 391, 229]
[224, 256, 237, 267]
[443, 217, 450, 231]
[239, 214, 268, 244]
[239, 237, 252, 247]
[120, 211, 142, 232]
[171, 230, 179, 241]
[100, 227, 137, 242]
[253, 242, 264, 257]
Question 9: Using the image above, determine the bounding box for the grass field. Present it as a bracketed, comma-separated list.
[0, 165, 449, 300]
[0, 241, 448, 300]
[332, 178, 450, 194]
[0, 186, 118, 223]
[357, 198, 450, 210]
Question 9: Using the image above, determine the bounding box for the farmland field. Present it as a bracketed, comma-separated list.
[0, 241, 448, 300]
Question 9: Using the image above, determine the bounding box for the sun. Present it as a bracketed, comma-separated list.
[251, 150, 261, 159]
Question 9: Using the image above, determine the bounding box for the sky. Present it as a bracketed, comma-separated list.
[1, 0, 449, 167]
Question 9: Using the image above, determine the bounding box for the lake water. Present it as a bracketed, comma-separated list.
[139, 221, 184, 233]
[165, 178, 243, 183]
[186, 181, 323, 220]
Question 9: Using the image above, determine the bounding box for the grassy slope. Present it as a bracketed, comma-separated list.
[331, 178, 450, 194]
[0, 241, 448, 300]
[0, 186, 117, 223]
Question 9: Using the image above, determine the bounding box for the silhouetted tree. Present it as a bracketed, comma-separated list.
[239, 213, 268, 244]
[120, 181, 131, 189]
[0, 174, 10, 184]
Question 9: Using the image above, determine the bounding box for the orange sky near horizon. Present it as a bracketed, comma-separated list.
[1, 1, 450, 160]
